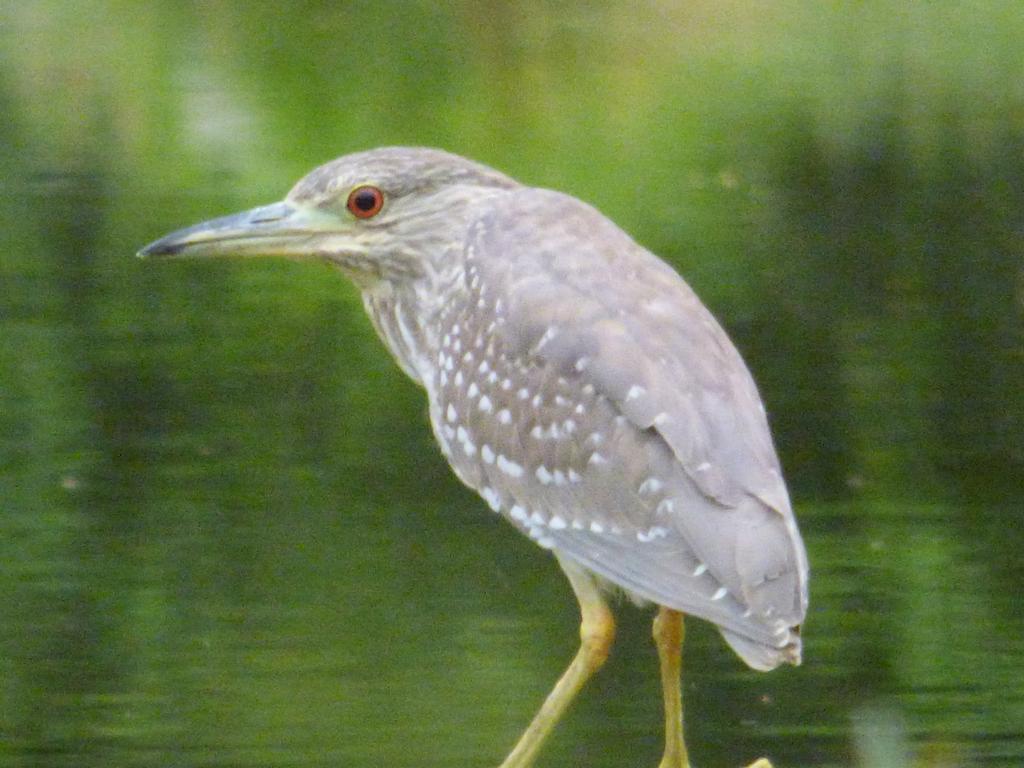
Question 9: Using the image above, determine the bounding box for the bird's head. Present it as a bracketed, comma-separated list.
[138, 147, 519, 287]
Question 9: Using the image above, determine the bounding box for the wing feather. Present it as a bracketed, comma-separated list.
[472, 188, 791, 511]
[454, 188, 808, 666]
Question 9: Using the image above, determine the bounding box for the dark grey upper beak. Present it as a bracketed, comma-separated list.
[137, 201, 340, 259]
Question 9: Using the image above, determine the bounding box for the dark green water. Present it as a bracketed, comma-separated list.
[1, 4, 1022, 767]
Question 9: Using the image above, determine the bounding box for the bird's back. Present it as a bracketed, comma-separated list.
[411, 186, 807, 670]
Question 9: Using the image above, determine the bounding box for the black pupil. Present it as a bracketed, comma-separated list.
[353, 189, 378, 211]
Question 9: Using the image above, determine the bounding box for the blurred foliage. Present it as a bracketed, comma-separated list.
[0, 2, 1022, 767]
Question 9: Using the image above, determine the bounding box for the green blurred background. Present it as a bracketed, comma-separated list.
[1, 2, 1022, 767]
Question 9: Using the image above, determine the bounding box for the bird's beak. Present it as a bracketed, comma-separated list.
[137, 201, 345, 259]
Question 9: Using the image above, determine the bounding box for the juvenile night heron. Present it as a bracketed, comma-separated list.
[140, 147, 808, 768]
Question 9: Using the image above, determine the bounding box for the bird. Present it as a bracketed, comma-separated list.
[139, 146, 809, 768]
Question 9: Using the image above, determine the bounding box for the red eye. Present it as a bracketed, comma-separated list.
[347, 185, 384, 219]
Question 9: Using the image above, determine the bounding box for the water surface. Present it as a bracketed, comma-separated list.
[1, 4, 1022, 767]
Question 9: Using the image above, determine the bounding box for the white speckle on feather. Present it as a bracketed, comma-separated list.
[536, 326, 558, 352]
[481, 487, 501, 512]
[456, 426, 476, 456]
[626, 385, 646, 401]
[497, 455, 524, 478]
[639, 477, 663, 495]
[644, 526, 668, 540]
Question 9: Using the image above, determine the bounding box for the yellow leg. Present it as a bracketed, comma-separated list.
[653, 607, 775, 768]
[497, 556, 615, 768]
[653, 607, 689, 768]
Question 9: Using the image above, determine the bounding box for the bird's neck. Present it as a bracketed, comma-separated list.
[358, 188, 512, 387]
[361, 253, 467, 387]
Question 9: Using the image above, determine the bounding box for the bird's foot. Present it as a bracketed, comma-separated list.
[743, 759, 773, 768]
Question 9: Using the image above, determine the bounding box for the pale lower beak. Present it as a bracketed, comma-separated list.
[137, 201, 342, 259]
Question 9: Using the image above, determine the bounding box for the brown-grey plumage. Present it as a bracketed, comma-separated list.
[140, 146, 808, 768]
[446, 186, 807, 668]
